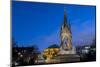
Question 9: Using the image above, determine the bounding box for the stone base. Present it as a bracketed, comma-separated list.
[55, 48, 80, 63]
[53, 54, 80, 63]
[44, 54, 80, 64]
[58, 48, 76, 55]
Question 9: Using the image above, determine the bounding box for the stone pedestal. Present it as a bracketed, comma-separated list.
[51, 48, 80, 63]
[44, 54, 80, 64]
[53, 54, 80, 63]
[58, 47, 76, 55]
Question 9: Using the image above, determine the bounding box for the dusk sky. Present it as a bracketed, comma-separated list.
[12, 1, 96, 51]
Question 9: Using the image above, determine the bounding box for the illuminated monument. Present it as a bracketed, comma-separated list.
[60, 9, 72, 50]
[53, 8, 80, 63]
[58, 9, 76, 55]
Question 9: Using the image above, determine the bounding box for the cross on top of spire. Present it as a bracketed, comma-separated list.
[63, 7, 71, 33]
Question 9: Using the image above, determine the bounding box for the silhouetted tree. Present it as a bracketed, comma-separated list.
[48, 44, 59, 48]
[87, 38, 96, 61]
[12, 37, 18, 47]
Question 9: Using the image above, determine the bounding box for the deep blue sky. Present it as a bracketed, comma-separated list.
[12, 1, 96, 51]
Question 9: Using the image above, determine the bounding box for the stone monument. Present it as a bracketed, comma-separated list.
[58, 8, 76, 55]
[53, 8, 80, 63]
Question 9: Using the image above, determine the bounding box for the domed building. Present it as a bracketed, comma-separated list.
[43, 44, 60, 60]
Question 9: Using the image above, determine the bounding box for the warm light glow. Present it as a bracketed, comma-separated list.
[43, 48, 60, 60]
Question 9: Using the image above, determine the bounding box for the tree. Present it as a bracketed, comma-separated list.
[48, 44, 59, 48]
[12, 37, 18, 47]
